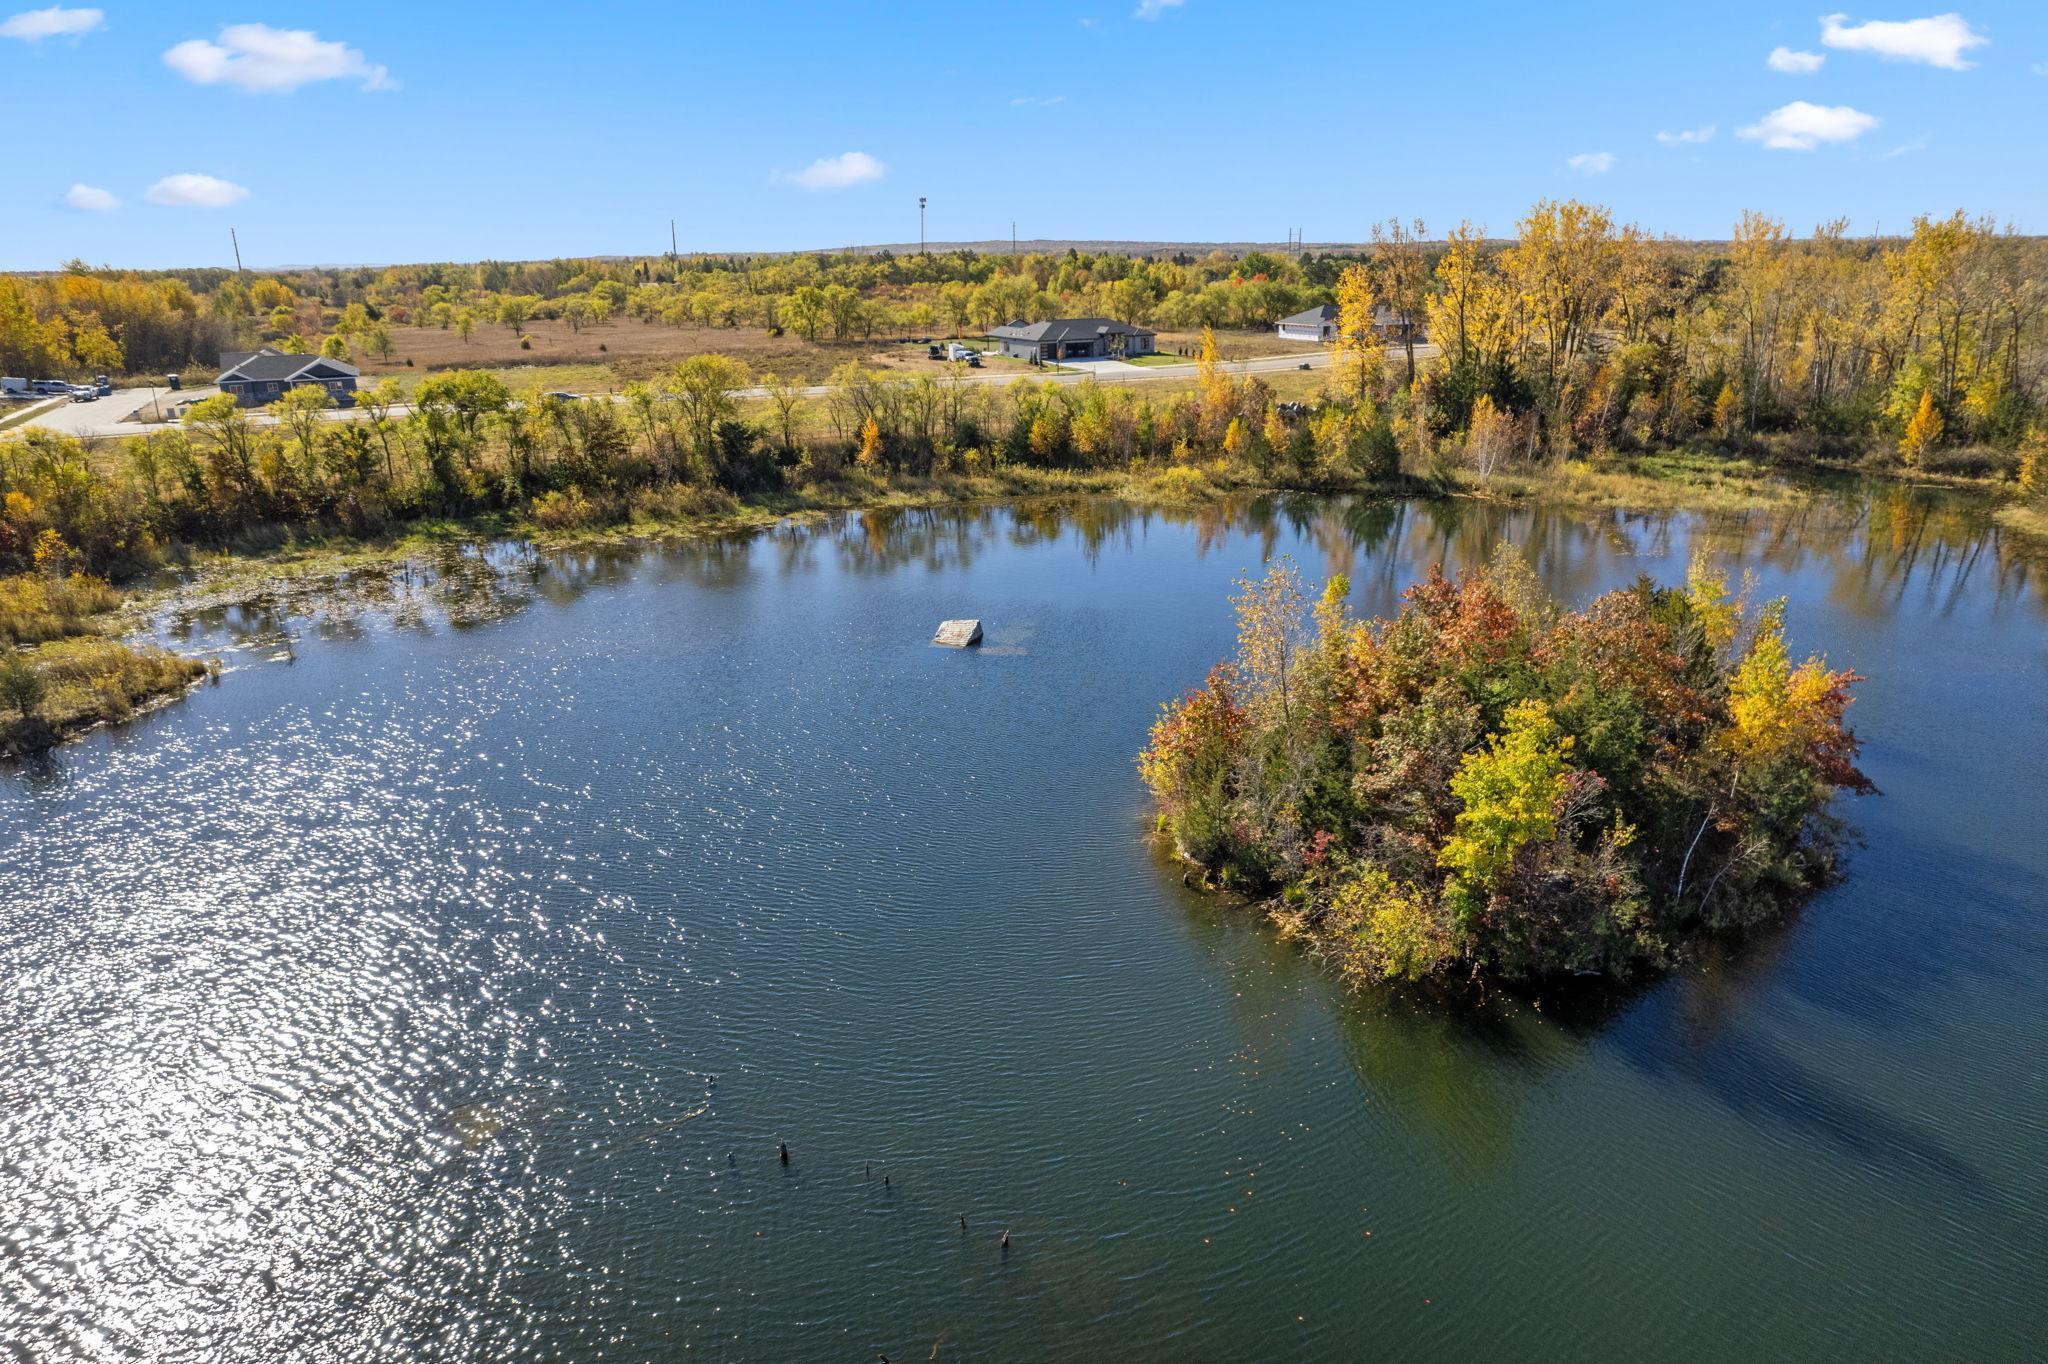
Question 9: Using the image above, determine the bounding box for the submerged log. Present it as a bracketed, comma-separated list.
[933, 619, 983, 648]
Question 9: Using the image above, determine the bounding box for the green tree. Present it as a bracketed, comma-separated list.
[268, 384, 334, 476]
[0, 654, 45, 721]
[668, 354, 750, 468]
[1439, 699, 1572, 921]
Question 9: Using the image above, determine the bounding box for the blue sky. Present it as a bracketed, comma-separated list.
[3, 1, 2045, 269]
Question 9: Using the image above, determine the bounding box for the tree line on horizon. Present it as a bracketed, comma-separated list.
[3, 199, 2046, 589]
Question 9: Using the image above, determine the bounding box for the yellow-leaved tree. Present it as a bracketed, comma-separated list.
[1196, 325, 1232, 436]
[1439, 699, 1573, 923]
[1712, 381, 1741, 437]
[1261, 404, 1289, 461]
[2018, 429, 2047, 498]
[1333, 264, 1377, 405]
[1901, 390, 1942, 468]
[1222, 416, 1249, 461]
[1685, 550, 1742, 655]
[1725, 599, 1842, 770]
[855, 414, 883, 467]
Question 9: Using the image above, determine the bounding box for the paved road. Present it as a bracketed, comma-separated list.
[8, 385, 186, 439]
[16, 347, 1427, 441]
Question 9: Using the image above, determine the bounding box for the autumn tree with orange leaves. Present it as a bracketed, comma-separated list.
[1139, 550, 1871, 985]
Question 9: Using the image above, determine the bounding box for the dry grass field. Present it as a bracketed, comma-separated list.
[357, 320, 1309, 395]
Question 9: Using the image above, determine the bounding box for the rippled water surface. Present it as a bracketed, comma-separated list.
[4, 490, 2045, 1361]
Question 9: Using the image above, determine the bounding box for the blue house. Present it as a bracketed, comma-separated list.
[216, 348, 360, 407]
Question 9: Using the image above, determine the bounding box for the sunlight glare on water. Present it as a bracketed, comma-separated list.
[3, 490, 2044, 1361]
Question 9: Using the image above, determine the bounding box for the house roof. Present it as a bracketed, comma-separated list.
[987, 316, 1155, 342]
[1276, 303, 1408, 330]
[1278, 305, 1339, 327]
[217, 347, 360, 383]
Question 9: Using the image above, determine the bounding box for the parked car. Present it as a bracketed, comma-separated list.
[927, 344, 944, 360]
[71, 388, 99, 403]
[965, 354, 983, 368]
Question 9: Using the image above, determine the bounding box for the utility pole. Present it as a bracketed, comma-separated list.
[230, 227, 244, 273]
[919, 197, 927, 255]
[670, 219, 678, 257]
[1011, 221, 1016, 257]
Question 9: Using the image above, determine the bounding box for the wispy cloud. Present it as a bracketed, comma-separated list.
[1820, 12, 1987, 69]
[0, 6, 101, 42]
[1767, 46, 1825, 73]
[1878, 135, 1931, 159]
[145, 173, 249, 208]
[1567, 151, 1616, 174]
[1134, 0, 1184, 19]
[1656, 124, 1716, 145]
[1738, 101, 1880, 151]
[1009, 94, 1066, 107]
[163, 23, 393, 92]
[64, 182, 117, 212]
[774, 151, 886, 191]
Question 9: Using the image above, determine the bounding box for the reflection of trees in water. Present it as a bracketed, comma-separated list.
[168, 482, 2047, 657]
[169, 544, 551, 651]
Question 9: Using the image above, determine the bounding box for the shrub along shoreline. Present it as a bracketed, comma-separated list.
[0, 570, 210, 759]
[1, 308, 2031, 756]
[1139, 553, 1875, 988]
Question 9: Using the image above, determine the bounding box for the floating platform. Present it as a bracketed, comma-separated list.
[933, 619, 983, 648]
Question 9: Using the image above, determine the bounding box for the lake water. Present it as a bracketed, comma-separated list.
[2, 489, 2044, 1362]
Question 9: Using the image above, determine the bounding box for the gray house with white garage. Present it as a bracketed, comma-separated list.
[216, 348, 360, 407]
[987, 317, 1156, 361]
[1276, 303, 1420, 344]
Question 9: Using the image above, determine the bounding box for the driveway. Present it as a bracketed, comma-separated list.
[1048, 357, 1153, 377]
[13, 385, 181, 439]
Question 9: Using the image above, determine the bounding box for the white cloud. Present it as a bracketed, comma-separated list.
[145, 173, 249, 208]
[1079, 16, 1100, 26]
[0, 6, 102, 41]
[1656, 124, 1716, 145]
[1878, 135, 1931, 159]
[2031, 60, 2046, 76]
[1134, 0, 1184, 18]
[1767, 46, 1826, 72]
[1820, 13, 1987, 69]
[1009, 94, 1066, 106]
[163, 23, 393, 93]
[776, 151, 885, 191]
[1567, 151, 1616, 174]
[64, 182, 118, 211]
[1738, 101, 1880, 150]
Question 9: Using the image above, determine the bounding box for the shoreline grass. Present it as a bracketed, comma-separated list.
[12, 444, 2038, 758]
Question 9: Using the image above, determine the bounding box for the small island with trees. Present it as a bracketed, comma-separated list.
[1138, 553, 1874, 985]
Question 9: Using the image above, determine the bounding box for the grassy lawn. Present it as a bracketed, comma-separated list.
[0, 398, 67, 433]
[1153, 328, 1325, 361]
[380, 362, 620, 398]
[1120, 353, 1190, 367]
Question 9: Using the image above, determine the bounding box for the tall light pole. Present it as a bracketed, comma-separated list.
[918, 197, 927, 255]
